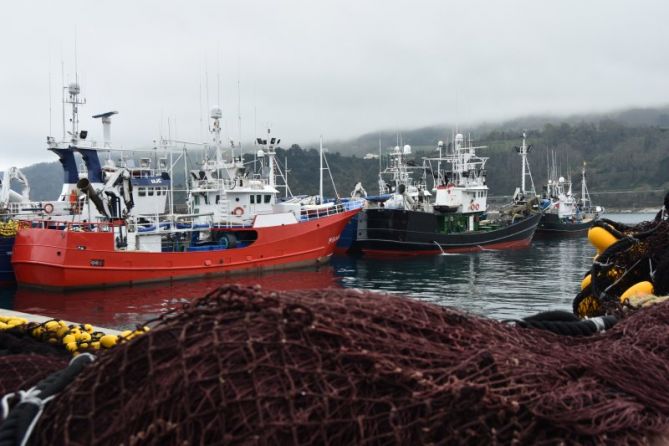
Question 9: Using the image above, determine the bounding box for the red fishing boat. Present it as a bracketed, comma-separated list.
[12, 207, 358, 290]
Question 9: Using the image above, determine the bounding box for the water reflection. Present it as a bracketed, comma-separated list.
[11, 267, 339, 330]
[330, 238, 595, 320]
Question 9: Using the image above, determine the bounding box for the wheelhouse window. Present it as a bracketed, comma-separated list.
[138, 187, 146, 197]
[264, 195, 271, 203]
[250, 195, 255, 204]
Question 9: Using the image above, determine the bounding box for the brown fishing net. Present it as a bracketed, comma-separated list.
[0, 332, 70, 396]
[31, 285, 669, 445]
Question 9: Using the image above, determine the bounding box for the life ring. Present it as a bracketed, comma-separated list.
[43, 203, 54, 214]
[232, 207, 244, 217]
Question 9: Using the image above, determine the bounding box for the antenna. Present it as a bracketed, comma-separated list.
[48, 54, 52, 136]
[378, 133, 382, 172]
[199, 77, 203, 142]
[61, 58, 65, 140]
[319, 135, 324, 203]
[237, 78, 242, 160]
[455, 90, 459, 136]
[74, 28, 78, 85]
[216, 44, 221, 108]
[204, 61, 210, 124]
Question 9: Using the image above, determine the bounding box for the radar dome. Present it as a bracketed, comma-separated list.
[256, 149, 265, 158]
[394, 146, 401, 152]
[210, 106, 223, 119]
[68, 83, 81, 96]
[403, 144, 412, 154]
[455, 133, 464, 142]
[438, 140, 444, 147]
[558, 176, 565, 183]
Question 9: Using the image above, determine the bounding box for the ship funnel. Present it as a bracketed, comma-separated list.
[77, 178, 108, 217]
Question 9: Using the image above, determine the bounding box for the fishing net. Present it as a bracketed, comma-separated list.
[0, 331, 70, 396]
[31, 284, 669, 445]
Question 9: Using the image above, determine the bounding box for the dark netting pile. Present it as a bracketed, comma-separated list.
[0, 331, 70, 396]
[31, 285, 669, 445]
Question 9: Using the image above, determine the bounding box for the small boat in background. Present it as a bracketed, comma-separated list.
[536, 161, 602, 237]
[510, 133, 601, 237]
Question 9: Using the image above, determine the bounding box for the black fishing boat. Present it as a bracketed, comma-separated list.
[536, 212, 593, 236]
[341, 134, 540, 256]
[352, 207, 541, 255]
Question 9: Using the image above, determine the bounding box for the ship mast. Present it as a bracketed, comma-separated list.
[210, 105, 223, 181]
[267, 128, 275, 188]
[517, 132, 536, 196]
[581, 161, 590, 208]
[65, 82, 86, 146]
[319, 136, 324, 203]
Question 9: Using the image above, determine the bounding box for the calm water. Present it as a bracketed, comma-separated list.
[0, 213, 653, 329]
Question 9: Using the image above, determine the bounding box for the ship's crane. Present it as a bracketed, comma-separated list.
[0, 167, 30, 209]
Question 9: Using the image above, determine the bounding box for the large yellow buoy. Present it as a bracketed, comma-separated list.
[620, 281, 655, 303]
[588, 227, 618, 254]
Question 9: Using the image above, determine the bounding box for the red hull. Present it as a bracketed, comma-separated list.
[12, 210, 358, 289]
[360, 235, 534, 257]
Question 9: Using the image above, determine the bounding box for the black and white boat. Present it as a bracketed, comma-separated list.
[342, 133, 541, 256]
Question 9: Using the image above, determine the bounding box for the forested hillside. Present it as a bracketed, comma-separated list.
[9, 112, 669, 210]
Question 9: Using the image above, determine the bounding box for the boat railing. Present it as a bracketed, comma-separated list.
[191, 177, 270, 192]
[299, 202, 356, 221]
[19, 219, 123, 232]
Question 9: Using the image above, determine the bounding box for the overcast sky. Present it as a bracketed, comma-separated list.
[1, 0, 668, 169]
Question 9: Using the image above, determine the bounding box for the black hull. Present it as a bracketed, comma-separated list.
[535, 213, 595, 237]
[350, 210, 541, 255]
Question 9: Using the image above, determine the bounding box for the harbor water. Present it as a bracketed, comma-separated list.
[0, 213, 653, 330]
